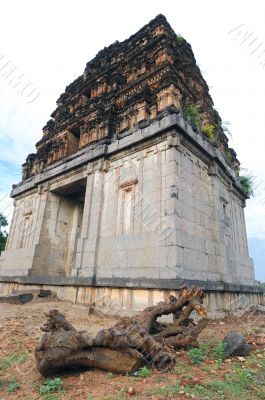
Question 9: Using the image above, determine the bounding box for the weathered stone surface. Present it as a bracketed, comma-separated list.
[12, 289, 53, 297]
[223, 332, 251, 357]
[38, 289, 53, 298]
[0, 293, 33, 304]
[0, 280, 264, 319]
[256, 304, 265, 314]
[19, 14, 239, 181]
[0, 15, 259, 317]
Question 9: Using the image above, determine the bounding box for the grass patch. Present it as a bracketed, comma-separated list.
[137, 366, 151, 378]
[187, 340, 226, 365]
[183, 367, 258, 399]
[6, 379, 20, 393]
[39, 378, 63, 396]
[188, 348, 205, 365]
[213, 341, 226, 363]
[150, 382, 180, 396]
[173, 362, 191, 375]
[0, 351, 28, 372]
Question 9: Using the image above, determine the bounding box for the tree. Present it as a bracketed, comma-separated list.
[0, 213, 8, 252]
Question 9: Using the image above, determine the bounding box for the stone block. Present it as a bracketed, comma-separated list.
[0, 293, 33, 304]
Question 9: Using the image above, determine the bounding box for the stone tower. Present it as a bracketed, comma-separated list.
[0, 15, 262, 316]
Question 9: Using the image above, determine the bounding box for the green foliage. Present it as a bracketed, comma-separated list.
[202, 124, 215, 141]
[0, 235, 7, 252]
[183, 102, 201, 128]
[199, 342, 212, 356]
[0, 352, 28, 371]
[183, 366, 259, 399]
[224, 149, 232, 164]
[0, 213, 8, 252]
[238, 175, 254, 197]
[188, 348, 205, 365]
[184, 384, 214, 399]
[213, 341, 227, 363]
[0, 213, 7, 228]
[39, 378, 63, 395]
[173, 362, 191, 375]
[175, 34, 184, 44]
[137, 366, 151, 378]
[6, 379, 20, 393]
[261, 282, 265, 289]
[150, 382, 180, 395]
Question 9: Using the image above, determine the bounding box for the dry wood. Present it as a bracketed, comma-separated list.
[35, 286, 208, 375]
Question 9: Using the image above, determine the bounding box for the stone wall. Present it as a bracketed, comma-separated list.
[0, 15, 261, 318]
[0, 281, 263, 319]
[0, 190, 47, 276]
[0, 112, 261, 317]
[69, 130, 255, 286]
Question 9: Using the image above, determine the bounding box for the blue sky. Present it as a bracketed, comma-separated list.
[0, 0, 264, 281]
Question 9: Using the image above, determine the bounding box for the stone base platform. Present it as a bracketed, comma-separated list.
[0, 277, 264, 319]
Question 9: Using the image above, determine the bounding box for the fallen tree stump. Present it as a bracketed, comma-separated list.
[35, 286, 208, 376]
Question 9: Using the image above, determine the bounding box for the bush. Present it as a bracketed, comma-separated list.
[224, 149, 232, 164]
[39, 378, 63, 395]
[213, 341, 226, 363]
[202, 124, 215, 141]
[137, 366, 151, 378]
[188, 348, 205, 365]
[238, 175, 254, 197]
[183, 103, 201, 128]
[6, 379, 20, 393]
[0, 213, 8, 252]
[176, 34, 184, 44]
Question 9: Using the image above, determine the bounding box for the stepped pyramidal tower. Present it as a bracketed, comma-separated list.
[0, 15, 262, 316]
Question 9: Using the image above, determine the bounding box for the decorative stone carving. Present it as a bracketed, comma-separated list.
[20, 14, 238, 180]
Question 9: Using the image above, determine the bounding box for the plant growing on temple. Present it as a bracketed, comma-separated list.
[238, 175, 254, 197]
[0, 213, 8, 252]
[183, 103, 201, 128]
[175, 34, 184, 45]
[224, 149, 232, 164]
[202, 124, 215, 141]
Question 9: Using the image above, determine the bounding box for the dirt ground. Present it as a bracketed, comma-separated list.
[0, 298, 265, 400]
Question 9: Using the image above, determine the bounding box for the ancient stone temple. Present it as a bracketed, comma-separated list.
[0, 15, 262, 316]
